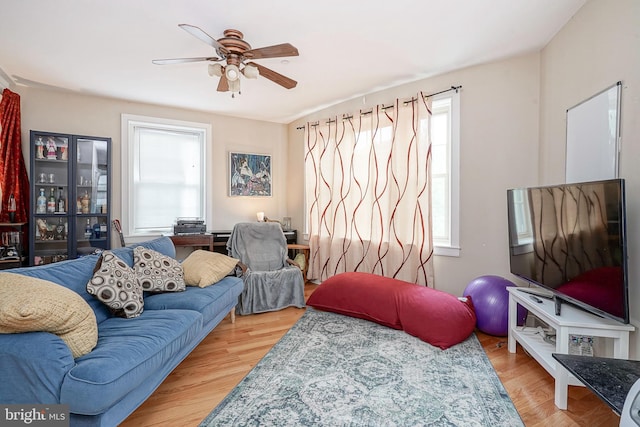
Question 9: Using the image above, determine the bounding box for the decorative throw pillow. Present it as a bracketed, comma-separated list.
[87, 251, 144, 318]
[133, 246, 185, 293]
[0, 272, 98, 358]
[181, 250, 239, 288]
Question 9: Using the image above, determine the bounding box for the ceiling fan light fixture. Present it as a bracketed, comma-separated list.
[243, 64, 259, 79]
[208, 63, 223, 77]
[225, 64, 240, 81]
[229, 78, 241, 97]
[157, 25, 299, 93]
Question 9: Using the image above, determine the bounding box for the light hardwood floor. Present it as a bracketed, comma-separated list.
[120, 283, 620, 427]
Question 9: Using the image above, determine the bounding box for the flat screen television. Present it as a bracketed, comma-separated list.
[506, 178, 629, 324]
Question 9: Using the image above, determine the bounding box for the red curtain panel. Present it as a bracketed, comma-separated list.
[0, 88, 30, 224]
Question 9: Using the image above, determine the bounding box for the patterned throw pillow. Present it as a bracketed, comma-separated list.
[0, 272, 98, 358]
[133, 246, 185, 293]
[87, 251, 144, 318]
[182, 250, 239, 288]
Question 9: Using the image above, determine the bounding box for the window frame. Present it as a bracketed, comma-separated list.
[121, 114, 212, 240]
[431, 91, 460, 257]
[302, 91, 461, 257]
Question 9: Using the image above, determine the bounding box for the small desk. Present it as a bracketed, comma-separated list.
[209, 231, 232, 254]
[169, 230, 298, 254]
[167, 234, 214, 252]
[553, 353, 640, 415]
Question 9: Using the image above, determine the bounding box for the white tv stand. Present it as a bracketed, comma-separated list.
[507, 287, 635, 410]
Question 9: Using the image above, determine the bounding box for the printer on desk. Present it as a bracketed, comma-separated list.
[173, 218, 206, 235]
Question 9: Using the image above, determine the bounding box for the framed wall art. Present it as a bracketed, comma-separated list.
[229, 152, 272, 197]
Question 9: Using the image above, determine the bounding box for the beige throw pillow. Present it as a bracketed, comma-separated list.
[0, 272, 98, 358]
[182, 250, 239, 288]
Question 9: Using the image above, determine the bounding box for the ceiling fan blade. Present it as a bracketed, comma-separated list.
[179, 24, 228, 56]
[247, 62, 297, 89]
[245, 43, 299, 60]
[152, 57, 219, 65]
[217, 75, 229, 92]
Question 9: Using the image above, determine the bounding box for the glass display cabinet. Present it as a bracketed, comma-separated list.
[29, 130, 111, 265]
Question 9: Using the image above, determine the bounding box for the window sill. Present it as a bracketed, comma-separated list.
[434, 245, 460, 257]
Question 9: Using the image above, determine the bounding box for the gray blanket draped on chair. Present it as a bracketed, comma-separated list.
[227, 222, 305, 315]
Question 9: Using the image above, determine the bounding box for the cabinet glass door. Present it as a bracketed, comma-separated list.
[75, 138, 110, 255]
[30, 131, 111, 265]
[32, 132, 71, 265]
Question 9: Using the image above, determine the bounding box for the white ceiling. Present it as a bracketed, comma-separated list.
[0, 0, 586, 124]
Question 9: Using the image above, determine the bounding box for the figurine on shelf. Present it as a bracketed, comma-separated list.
[8, 194, 16, 222]
[55, 218, 66, 240]
[60, 145, 68, 160]
[46, 137, 57, 160]
[81, 191, 90, 214]
[36, 218, 53, 240]
[36, 137, 45, 159]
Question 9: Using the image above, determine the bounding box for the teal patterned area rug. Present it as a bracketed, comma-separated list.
[200, 308, 523, 427]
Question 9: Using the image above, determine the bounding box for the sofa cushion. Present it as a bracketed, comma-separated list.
[0, 272, 98, 358]
[308, 272, 477, 349]
[61, 309, 202, 415]
[133, 246, 185, 293]
[144, 276, 243, 325]
[182, 250, 239, 288]
[87, 251, 144, 318]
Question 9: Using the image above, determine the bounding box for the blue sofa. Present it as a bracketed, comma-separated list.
[0, 237, 244, 426]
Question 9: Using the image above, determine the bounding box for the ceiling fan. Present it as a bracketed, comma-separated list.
[153, 24, 299, 97]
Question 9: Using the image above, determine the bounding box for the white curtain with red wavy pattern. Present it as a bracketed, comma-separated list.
[304, 94, 434, 286]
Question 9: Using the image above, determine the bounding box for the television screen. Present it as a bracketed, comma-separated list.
[507, 178, 629, 324]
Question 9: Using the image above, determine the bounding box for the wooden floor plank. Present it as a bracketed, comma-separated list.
[120, 283, 620, 427]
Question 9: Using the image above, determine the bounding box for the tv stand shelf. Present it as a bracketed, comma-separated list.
[507, 287, 634, 410]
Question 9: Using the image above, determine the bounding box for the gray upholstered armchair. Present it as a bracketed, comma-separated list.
[226, 222, 305, 315]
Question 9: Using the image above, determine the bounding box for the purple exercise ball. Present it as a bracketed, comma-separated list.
[463, 275, 527, 336]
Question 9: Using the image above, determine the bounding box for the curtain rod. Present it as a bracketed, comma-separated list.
[424, 85, 462, 99]
[297, 85, 461, 130]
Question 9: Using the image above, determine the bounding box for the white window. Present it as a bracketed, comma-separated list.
[430, 92, 460, 256]
[121, 114, 211, 238]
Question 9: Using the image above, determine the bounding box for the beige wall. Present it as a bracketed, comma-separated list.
[15, 86, 290, 244]
[288, 52, 541, 296]
[539, 0, 640, 353]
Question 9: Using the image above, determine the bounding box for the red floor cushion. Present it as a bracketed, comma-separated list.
[307, 272, 476, 349]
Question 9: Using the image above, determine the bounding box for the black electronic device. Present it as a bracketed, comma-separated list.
[0, 246, 21, 261]
[174, 218, 206, 235]
[507, 178, 629, 324]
